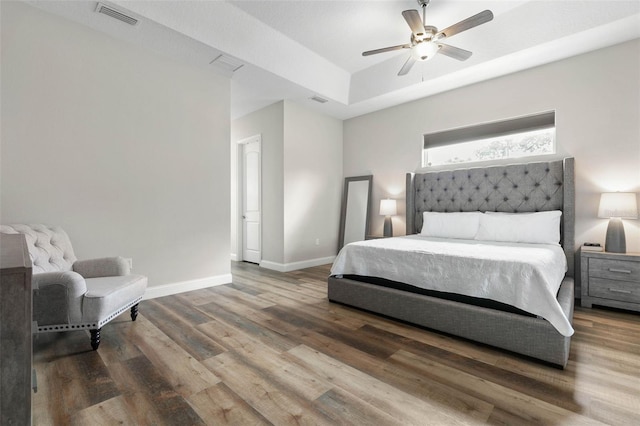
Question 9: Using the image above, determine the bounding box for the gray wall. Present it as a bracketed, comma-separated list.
[344, 39, 640, 253]
[283, 100, 343, 264]
[231, 102, 285, 264]
[1, 1, 231, 289]
[231, 100, 343, 270]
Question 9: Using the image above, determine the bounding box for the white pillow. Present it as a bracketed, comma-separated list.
[420, 211, 482, 240]
[476, 210, 562, 244]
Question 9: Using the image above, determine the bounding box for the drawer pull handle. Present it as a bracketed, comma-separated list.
[608, 268, 632, 274]
[609, 288, 632, 294]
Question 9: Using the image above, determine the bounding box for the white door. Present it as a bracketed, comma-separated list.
[242, 139, 261, 263]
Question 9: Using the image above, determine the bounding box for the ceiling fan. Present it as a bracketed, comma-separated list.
[362, 0, 493, 76]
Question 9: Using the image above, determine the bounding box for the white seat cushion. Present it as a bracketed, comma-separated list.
[82, 274, 147, 324]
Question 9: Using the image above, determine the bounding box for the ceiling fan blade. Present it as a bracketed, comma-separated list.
[437, 10, 494, 39]
[362, 44, 411, 56]
[402, 9, 426, 38]
[398, 56, 417, 76]
[438, 43, 473, 61]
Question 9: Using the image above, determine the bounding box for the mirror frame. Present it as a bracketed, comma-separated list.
[338, 175, 373, 251]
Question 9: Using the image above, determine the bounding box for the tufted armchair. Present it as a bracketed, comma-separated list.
[0, 224, 147, 350]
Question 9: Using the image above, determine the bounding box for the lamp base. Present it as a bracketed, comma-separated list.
[383, 216, 393, 237]
[605, 217, 626, 253]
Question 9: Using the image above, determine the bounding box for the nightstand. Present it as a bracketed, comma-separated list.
[581, 250, 640, 312]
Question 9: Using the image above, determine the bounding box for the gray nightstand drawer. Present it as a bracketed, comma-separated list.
[589, 277, 640, 304]
[589, 258, 640, 282]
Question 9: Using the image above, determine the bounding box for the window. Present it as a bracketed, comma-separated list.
[422, 112, 555, 167]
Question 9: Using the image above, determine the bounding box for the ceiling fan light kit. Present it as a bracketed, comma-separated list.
[412, 41, 439, 61]
[362, 0, 493, 76]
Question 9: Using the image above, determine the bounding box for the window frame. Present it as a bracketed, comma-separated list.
[421, 111, 556, 168]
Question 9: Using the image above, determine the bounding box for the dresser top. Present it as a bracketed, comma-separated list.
[0, 233, 32, 270]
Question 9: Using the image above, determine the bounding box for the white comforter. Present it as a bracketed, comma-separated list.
[331, 235, 573, 337]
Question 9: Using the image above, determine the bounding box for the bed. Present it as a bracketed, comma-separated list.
[328, 158, 575, 367]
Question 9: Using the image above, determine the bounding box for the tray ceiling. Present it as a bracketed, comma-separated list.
[27, 0, 640, 119]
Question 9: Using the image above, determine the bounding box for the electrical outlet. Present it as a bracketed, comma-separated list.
[315, 238, 320, 246]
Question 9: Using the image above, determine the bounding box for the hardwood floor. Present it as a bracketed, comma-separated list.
[32, 262, 640, 425]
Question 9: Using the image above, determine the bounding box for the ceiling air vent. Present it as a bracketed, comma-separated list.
[310, 95, 328, 104]
[95, 3, 139, 26]
[210, 55, 244, 73]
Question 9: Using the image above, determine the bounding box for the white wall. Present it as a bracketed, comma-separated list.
[344, 39, 640, 253]
[231, 102, 285, 264]
[230, 101, 343, 271]
[283, 100, 343, 265]
[1, 1, 231, 294]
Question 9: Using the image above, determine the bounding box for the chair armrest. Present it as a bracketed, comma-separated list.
[32, 271, 87, 324]
[73, 256, 130, 278]
[33, 271, 87, 294]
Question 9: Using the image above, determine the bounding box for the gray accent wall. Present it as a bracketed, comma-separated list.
[344, 39, 640, 253]
[1, 2, 231, 289]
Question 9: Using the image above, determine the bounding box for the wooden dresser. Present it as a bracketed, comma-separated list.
[1, 233, 33, 425]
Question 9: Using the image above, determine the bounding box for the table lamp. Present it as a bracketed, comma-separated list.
[380, 199, 397, 237]
[598, 192, 638, 253]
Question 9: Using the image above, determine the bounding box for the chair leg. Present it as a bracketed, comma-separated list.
[90, 328, 101, 351]
[130, 303, 139, 321]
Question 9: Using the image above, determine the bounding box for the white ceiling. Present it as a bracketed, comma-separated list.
[28, 0, 640, 120]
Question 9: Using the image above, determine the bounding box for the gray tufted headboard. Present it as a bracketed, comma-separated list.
[406, 158, 575, 276]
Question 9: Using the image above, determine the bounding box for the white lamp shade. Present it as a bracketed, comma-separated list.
[380, 199, 397, 216]
[598, 192, 638, 219]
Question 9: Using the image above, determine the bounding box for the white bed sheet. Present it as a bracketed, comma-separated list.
[331, 235, 573, 337]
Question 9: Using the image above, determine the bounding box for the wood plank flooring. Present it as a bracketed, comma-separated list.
[32, 262, 640, 425]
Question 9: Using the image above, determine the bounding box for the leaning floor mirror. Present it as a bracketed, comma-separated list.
[338, 175, 372, 251]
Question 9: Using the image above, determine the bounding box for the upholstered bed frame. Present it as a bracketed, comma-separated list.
[328, 158, 575, 367]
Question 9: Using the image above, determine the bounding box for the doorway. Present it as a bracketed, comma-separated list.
[237, 135, 262, 264]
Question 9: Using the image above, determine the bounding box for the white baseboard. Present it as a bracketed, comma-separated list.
[230, 252, 239, 261]
[142, 273, 232, 300]
[260, 256, 335, 273]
